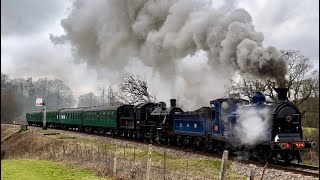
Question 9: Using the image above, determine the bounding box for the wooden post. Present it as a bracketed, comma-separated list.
[81, 146, 83, 163]
[50, 144, 53, 158]
[260, 162, 268, 180]
[134, 146, 136, 166]
[92, 143, 95, 162]
[219, 150, 229, 180]
[163, 150, 166, 180]
[76, 144, 78, 159]
[247, 164, 256, 180]
[146, 144, 152, 180]
[98, 146, 100, 162]
[105, 144, 107, 161]
[186, 159, 189, 180]
[113, 144, 118, 176]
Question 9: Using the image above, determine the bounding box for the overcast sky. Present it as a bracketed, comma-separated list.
[1, 0, 319, 103]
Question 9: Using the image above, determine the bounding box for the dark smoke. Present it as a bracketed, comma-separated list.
[51, 0, 288, 106]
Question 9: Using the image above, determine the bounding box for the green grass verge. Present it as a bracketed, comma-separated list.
[1, 159, 109, 180]
[30, 130, 246, 179]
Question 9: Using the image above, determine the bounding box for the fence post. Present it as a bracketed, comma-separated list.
[76, 144, 78, 159]
[113, 144, 118, 176]
[163, 150, 166, 180]
[219, 150, 229, 180]
[81, 146, 83, 163]
[50, 144, 53, 159]
[98, 146, 100, 162]
[146, 144, 152, 180]
[134, 146, 136, 166]
[63, 144, 65, 156]
[247, 164, 256, 180]
[186, 159, 189, 180]
[92, 143, 95, 163]
[260, 162, 268, 180]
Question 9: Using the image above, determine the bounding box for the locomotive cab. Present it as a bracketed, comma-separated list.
[210, 98, 249, 136]
[140, 99, 183, 144]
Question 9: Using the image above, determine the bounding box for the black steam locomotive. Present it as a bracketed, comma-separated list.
[26, 88, 316, 163]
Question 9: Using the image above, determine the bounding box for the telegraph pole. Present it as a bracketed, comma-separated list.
[43, 100, 47, 130]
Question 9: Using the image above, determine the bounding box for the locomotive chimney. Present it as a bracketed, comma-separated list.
[170, 99, 176, 108]
[274, 88, 289, 101]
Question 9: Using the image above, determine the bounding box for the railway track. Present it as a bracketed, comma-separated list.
[265, 163, 319, 178]
[5, 123, 319, 178]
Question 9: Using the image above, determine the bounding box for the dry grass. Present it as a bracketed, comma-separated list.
[1, 124, 20, 141]
[1, 128, 246, 180]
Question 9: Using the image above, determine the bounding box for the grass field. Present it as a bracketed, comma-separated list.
[1, 159, 110, 180]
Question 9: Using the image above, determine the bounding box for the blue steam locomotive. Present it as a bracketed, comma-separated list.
[172, 88, 316, 163]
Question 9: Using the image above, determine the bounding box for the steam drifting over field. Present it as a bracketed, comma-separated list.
[51, 0, 287, 108]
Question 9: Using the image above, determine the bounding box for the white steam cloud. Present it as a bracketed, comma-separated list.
[234, 107, 271, 145]
[51, 0, 288, 108]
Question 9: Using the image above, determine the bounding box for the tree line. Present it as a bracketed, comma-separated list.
[0, 73, 155, 123]
[1, 49, 318, 128]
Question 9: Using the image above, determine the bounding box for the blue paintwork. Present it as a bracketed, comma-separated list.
[210, 98, 249, 137]
[212, 102, 221, 135]
[173, 115, 208, 136]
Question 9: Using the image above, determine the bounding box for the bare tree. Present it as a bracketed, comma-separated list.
[1, 73, 28, 122]
[34, 78, 75, 109]
[49, 79, 75, 109]
[77, 92, 99, 107]
[230, 50, 319, 127]
[117, 74, 156, 105]
[1, 75, 75, 122]
[98, 86, 106, 105]
[107, 86, 117, 105]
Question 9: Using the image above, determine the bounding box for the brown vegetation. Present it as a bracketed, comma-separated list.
[1, 127, 245, 180]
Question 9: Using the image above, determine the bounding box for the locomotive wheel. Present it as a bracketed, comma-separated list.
[255, 145, 271, 163]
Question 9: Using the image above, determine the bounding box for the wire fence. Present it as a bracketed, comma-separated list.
[1, 129, 262, 180]
[4, 139, 237, 180]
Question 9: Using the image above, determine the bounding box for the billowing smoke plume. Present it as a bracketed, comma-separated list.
[234, 107, 271, 145]
[51, 0, 288, 107]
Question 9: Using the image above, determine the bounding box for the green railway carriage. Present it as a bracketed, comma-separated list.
[82, 106, 120, 128]
[26, 111, 42, 126]
[82, 104, 134, 129]
[46, 110, 59, 126]
[58, 108, 86, 128]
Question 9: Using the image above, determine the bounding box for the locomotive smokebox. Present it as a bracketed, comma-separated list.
[274, 88, 289, 101]
[170, 99, 176, 108]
